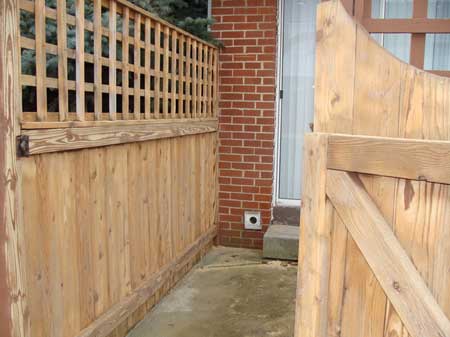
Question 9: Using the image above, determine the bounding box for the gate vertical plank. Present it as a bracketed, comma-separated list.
[314, 0, 356, 133]
[326, 210, 348, 337]
[312, 2, 356, 337]
[294, 133, 331, 337]
[343, 21, 403, 337]
[387, 68, 450, 337]
[327, 170, 450, 337]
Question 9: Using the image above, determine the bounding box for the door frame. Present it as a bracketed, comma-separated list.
[273, 0, 301, 207]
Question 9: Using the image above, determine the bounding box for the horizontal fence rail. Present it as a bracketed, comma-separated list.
[19, 0, 219, 126]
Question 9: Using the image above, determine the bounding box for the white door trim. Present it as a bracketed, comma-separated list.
[273, 0, 302, 207]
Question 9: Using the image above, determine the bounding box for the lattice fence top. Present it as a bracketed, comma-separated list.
[19, 0, 219, 126]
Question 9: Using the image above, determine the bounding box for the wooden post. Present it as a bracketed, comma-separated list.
[1, 0, 24, 336]
[294, 133, 332, 337]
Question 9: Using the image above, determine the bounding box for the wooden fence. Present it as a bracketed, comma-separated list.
[19, 0, 218, 127]
[295, 1, 450, 337]
[0, 0, 219, 337]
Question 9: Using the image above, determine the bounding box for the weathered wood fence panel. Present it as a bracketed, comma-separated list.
[21, 133, 217, 337]
[0, 1, 219, 337]
[295, 1, 450, 337]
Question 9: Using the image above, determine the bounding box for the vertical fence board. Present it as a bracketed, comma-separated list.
[109, 0, 117, 120]
[202, 45, 207, 117]
[197, 42, 203, 118]
[178, 35, 185, 118]
[154, 22, 161, 118]
[57, 0, 68, 121]
[144, 18, 151, 119]
[213, 49, 219, 118]
[171, 31, 177, 117]
[207, 47, 212, 117]
[93, 0, 102, 119]
[122, 7, 130, 119]
[134, 13, 141, 119]
[162, 26, 170, 118]
[35, 0, 47, 121]
[75, 0, 85, 121]
[186, 37, 192, 118]
[192, 40, 197, 118]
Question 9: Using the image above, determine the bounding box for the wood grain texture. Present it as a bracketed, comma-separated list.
[295, 1, 450, 337]
[327, 134, 450, 184]
[22, 120, 218, 155]
[20, 131, 218, 337]
[77, 226, 216, 337]
[1, 1, 26, 337]
[327, 170, 450, 337]
[295, 133, 331, 337]
[314, 0, 356, 133]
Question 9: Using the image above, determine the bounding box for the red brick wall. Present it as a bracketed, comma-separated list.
[211, 0, 278, 249]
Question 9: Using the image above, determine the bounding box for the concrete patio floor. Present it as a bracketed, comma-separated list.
[127, 246, 297, 337]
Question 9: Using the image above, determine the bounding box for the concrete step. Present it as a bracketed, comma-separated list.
[263, 225, 299, 261]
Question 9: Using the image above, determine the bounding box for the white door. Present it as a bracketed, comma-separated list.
[276, 0, 319, 203]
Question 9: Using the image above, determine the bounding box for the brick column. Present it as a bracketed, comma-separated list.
[211, 0, 278, 249]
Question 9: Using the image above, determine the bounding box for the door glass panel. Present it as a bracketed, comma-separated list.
[371, 0, 413, 63]
[371, 33, 412, 62]
[372, 0, 413, 18]
[425, 0, 450, 70]
[278, 0, 318, 200]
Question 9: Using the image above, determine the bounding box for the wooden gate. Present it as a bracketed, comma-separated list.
[295, 1, 450, 337]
